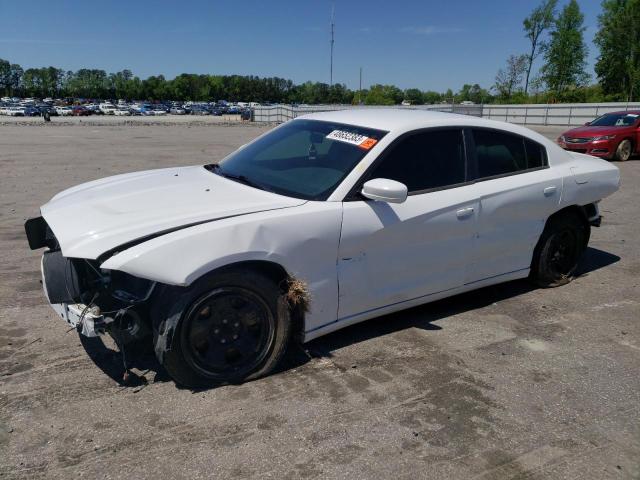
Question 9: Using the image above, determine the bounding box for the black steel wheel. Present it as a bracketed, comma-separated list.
[530, 212, 588, 287]
[154, 268, 292, 387]
[181, 287, 275, 379]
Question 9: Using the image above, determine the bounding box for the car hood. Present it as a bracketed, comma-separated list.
[563, 126, 631, 138]
[41, 165, 306, 259]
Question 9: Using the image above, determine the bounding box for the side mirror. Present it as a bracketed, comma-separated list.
[584, 122, 590, 126]
[361, 178, 408, 204]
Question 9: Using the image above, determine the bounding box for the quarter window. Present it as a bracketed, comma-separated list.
[473, 129, 547, 179]
[368, 129, 466, 193]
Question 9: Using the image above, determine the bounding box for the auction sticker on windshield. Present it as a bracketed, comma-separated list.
[326, 130, 378, 150]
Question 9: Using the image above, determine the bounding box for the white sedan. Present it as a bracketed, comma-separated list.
[55, 106, 73, 116]
[25, 110, 620, 387]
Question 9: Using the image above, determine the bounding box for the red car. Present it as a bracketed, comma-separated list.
[557, 110, 640, 161]
[72, 106, 92, 116]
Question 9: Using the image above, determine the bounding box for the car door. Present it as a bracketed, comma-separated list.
[337, 128, 479, 320]
[466, 128, 563, 282]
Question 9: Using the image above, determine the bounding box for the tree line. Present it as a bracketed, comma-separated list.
[494, 0, 640, 103]
[1, 0, 638, 105]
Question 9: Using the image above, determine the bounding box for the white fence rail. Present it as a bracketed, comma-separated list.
[253, 102, 640, 126]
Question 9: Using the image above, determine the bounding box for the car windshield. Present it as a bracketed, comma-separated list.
[210, 119, 387, 200]
[589, 113, 639, 127]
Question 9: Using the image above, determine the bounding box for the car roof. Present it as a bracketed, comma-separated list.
[603, 110, 640, 116]
[297, 108, 547, 140]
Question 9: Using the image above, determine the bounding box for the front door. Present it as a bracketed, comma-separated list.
[337, 128, 478, 320]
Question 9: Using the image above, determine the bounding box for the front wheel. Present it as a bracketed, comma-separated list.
[154, 269, 292, 388]
[614, 139, 632, 162]
[530, 212, 588, 288]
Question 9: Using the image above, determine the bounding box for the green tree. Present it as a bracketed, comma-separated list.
[595, 0, 640, 101]
[403, 88, 424, 105]
[364, 84, 395, 105]
[522, 0, 558, 95]
[9, 64, 23, 96]
[494, 54, 527, 100]
[422, 90, 443, 104]
[541, 0, 589, 98]
[457, 83, 488, 103]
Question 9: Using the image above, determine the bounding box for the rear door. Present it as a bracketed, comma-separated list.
[337, 128, 479, 320]
[466, 128, 562, 282]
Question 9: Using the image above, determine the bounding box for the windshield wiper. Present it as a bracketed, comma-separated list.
[208, 164, 266, 191]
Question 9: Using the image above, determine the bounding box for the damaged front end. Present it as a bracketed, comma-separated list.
[27, 217, 155, 343]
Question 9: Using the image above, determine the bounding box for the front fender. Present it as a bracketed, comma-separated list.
[101, 202, 343, 331]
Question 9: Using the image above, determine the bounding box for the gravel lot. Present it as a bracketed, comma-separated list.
[0, 119, 638, 479]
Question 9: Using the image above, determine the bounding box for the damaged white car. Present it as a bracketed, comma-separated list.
[25, 109, 620, 387]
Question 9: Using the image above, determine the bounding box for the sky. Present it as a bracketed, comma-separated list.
[0, 0, 604, 92]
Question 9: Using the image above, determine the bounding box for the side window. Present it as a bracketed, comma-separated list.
[368, 129, 466, 193]
[473, 129, 526, 178]
[524, 138, 547, 169]
[473, 129, 547, 179]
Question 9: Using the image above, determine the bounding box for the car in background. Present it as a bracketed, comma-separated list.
[114, 106, 132, 116]
[99, 103, 117, 115]
[190, 105, 210, 115]
[6, 106, 26, 116]
[72, 106, 91, 116]
[55, 106, 73, 116]
[23, 106, 41, 116]
[170, 106, 186, 115]
[152, 106, 168, 116]
[138, 104, 156, 116]
[557, 111, 640, 161]
[37, 105, 58, 116]
[84, 104, 102, 115]
[26, 109, 620, 387]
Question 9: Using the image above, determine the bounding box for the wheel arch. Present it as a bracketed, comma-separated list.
[535, 204, 592, 260]
[151, 259, 306, 360]
[205, 260, 307, 343]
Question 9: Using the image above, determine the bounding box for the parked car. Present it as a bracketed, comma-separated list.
[84, 104, 103, 115]
[99, 103, 117, 115]
[7, 106, 26, 116]
[23, 106, 41, 116]
[55, 106, 73, 116]
[170, 106, 186, 115]
[25, 110, 619, 387]
[557, 111, 640, 161]
[36, 105, 58, 116]
[72, 106, 91, 116]
[190, 105, 210, 115]
[139, 104, 156, 116]
[114, 107, 132, 116]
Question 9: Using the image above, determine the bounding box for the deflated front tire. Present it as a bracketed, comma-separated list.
[152, 268, 292, 388]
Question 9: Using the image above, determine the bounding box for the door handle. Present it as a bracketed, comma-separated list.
[543, 186, 557, 196]
[456, 207, 474, 219]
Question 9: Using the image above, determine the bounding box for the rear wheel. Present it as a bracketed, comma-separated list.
[614, 139, 632, 162]
[530, 212, 588, 287]
[155, 269, 291, 387]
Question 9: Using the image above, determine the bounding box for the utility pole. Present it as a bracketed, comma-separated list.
[358, 67, 362, 104]
[330, 4, 335, 86]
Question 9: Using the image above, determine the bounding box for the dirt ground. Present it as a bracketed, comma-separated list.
[0, 119, 638, 479]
